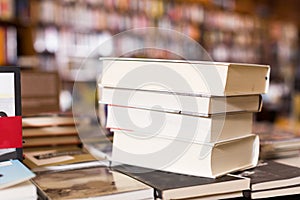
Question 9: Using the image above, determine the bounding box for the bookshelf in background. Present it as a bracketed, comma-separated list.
[0, 0, 19, 66]
[12, 0, 299, 115]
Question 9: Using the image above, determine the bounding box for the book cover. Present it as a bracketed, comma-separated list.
[0, 159, 35, 190]
[112, 164, 249, 200]
[234, 160, 300, 199]
[236, 160, 300, 190]
[33, 166, 153, 200]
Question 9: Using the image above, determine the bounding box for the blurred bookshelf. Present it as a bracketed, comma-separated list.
[4, 0, 299, 121]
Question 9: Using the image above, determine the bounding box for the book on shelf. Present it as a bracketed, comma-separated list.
[100, 57, 270, 96]
[0, 159, 35, 190]
[0, 26, 17, 66]
[234, 160, 300, 199]
[0, 27, 6, 65]
[112, 164, 249, 200]
[99, 86, 263, 116]
[0, 180, 37, 200]
[33, 165, 153, 200]
[107, 105, 254, 143]
[21, 71, 60, 115]
[112, 132, 259, 178]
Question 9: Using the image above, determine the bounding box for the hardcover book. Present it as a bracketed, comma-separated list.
[100, 57, 270, 96]
[107, 105, 254, 143]
[234, 160, 300, 199]
[112, 164, 250, 200]
[99, 86, 263, 116]
[112, 133, 259, 178]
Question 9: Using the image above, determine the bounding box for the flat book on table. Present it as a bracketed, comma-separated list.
[111, 164, 250, 200]
[234, 160, 300, 199]
[0, 159, 35, 190]
[33, 165, 153, 200]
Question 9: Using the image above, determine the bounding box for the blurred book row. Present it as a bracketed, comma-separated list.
[1, 60, 300, 199]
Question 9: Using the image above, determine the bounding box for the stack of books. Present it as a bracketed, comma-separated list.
[30, 159, 300, 200]
[22, 114, 109, 171]
[99, 57, 270, 179]
[22, 114, 82, 149]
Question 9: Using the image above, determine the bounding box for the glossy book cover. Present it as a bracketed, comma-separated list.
[33, 166, 153, 200]
[0, 159, 35, 189]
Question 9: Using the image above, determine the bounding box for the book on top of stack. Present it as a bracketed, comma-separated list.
[98, 57, 270, 182]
